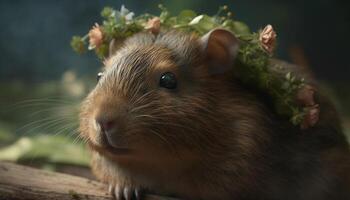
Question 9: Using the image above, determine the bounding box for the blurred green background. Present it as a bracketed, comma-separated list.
[0, 0, 349, 175]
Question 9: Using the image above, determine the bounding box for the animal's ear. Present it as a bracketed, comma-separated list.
[200, 28, 239, 74]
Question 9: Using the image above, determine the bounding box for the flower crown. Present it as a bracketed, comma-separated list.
[71, 5, 320, 129]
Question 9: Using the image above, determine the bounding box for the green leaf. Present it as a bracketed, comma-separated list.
[0, 122, 14, 143]
[232, 21, 251, 35]
[70, 36, 86, 54]
[222, 19, 251, 35]
[101, 6, 116, 19]
[95, 43, 109, 59]
[0, 134, 89, 166]
[158, 4, 170, 23]
[286, 72, 291, 80]
[189, 15, 217, 34]
[177, 10, 197, 24]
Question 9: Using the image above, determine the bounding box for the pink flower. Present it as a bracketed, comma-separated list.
[145, 17, 161, 35]
[259, 24, 277, 54]
[296, 84, 320, 129]
[296, 85, 316, 106]
[88, 23, 103, 50]
[301, 104, 320, 129]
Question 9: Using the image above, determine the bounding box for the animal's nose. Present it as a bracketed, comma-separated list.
[96, 117, 116, 134]
[99, 119, 114, 132]
[95, 116, 127, 148]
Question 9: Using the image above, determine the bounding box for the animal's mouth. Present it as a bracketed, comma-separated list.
[85, 128, 131, 155]
[104, 141, 131, 154]
[99, 130, 131, 154]
[99, 128, 130, 152]
[88, 139, 131, 155]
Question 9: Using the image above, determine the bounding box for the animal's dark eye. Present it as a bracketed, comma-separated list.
[97, 72, 104, 82]
[159, 72, 177, 89]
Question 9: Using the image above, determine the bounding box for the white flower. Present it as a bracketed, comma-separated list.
[189, 15, 204, 25]
[118, 5, 134, 22]
[120, 5, 129, 15]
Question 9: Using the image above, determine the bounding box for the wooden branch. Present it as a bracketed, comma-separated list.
[0, 161, 178, 200]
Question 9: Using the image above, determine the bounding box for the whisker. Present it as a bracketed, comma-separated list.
[17, 117, 74, 136]
[129, 84, 143, 103]
[52, 122, 78, 137]
[7, 98, 75, 109]
[130, 101, 158, 114]
[16, 116, 71, 134]
[29, 109, 78, 119]
[148, 129, 172, 147]
[11, 98, 76, 105]
[131, 90, 155, 106]
[72, 132, 85, 145]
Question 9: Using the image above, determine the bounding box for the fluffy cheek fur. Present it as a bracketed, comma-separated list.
[79, 86, 201, 171]
[80, 78, 271, 165]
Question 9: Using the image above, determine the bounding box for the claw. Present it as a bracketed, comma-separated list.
[108, 184, 114, 195]
[134, 189, 141, 200]
[108, 184, 142, 200]
[124, 187, 132, 200]
[114, 185, 122, 200]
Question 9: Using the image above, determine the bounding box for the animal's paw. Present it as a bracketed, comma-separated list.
[108, 184, 143, 200]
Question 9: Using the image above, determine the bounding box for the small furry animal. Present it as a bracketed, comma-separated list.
[79, 29, 350, 200]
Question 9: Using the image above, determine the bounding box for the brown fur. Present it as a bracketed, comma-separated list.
[79, 30, 350, 200]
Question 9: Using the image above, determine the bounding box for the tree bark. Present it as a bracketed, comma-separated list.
[0, 161, 178, 200]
